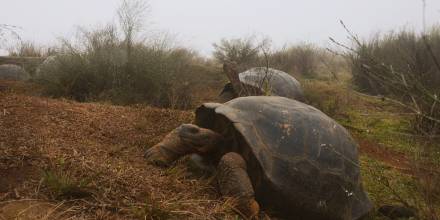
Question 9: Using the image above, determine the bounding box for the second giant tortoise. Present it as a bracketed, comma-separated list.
[220, 63, 305, 102]
[145, 96, 372, 219]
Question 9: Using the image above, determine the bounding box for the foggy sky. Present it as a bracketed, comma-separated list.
[1, 0, 440, 56]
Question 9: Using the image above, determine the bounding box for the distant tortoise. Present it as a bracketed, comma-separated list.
[219, 63, 305, 102]
[145, 96, 372, 219]
[0, 64, 30, 81]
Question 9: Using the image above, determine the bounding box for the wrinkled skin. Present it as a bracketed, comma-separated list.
[217, 152, 261, 218]
[145, 124, 263, 219]
[145, 124, 223, 166]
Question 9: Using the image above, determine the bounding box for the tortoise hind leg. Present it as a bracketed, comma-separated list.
[217, 152, 261, 219]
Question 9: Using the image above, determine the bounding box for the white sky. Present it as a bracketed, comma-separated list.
[1, 0, 440, 56]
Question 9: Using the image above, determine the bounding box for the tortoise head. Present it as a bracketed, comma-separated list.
[223, 61, 242, 93]
[178, 124, 223, 153]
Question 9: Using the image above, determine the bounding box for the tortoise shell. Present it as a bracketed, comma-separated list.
[220, 67, 305, 102]
[195, 96, 372, 219]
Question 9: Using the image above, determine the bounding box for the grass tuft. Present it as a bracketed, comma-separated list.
[42, 164, 93, 200]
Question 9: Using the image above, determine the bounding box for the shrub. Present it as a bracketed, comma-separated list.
[7, 41, 50, 57]
[270, 43, 320, 78]
[35, 0, 222, 109]
[303, 80, 353, 117]
[213, 38, 339, 80]
[36, 25, 211, 108]
[346, 26, 440, 135]
[212, 36, 261, 71]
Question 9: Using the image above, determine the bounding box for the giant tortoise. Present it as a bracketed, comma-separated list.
[220, 63, 305, 102]
[145, 96, 373, 219]
[0, 64, 30, 81]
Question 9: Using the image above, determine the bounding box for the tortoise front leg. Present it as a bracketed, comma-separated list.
[217, 152, 261, 219]
[145, 124, 223, 166]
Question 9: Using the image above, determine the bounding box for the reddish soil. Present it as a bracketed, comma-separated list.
[355, 134, 440, 179]
[355, 136, 413, 174]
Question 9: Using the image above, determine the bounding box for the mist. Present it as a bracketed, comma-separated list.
[1, 0, 440, 55]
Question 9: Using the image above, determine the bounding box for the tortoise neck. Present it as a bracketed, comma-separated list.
[223, 62, 242, 94]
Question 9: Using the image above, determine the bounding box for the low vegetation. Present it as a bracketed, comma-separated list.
[342, 25, 440, 136]
[212, 36, 343, 80]
[32, 23, 222, 109]
[7, 41, 54, 57]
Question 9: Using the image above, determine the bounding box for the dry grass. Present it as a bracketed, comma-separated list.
[0, 80, 237, 219]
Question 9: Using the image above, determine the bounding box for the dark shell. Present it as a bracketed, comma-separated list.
[221, 67, 305, 102]
[196, 96, 372, 219]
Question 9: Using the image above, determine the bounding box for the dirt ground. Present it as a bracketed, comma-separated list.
[356, 137, 412, 174]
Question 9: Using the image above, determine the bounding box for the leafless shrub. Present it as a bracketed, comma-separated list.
[332, 21, 440, 135]
[214, 37, 339, 80]
[7, 41, 47, 57]
[117, 0, 150, 81]
[270, 43, 321, 78]
[213, 36, 262, 71]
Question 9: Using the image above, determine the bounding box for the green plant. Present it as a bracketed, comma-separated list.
[42, 164, 92, 199]
[303, 80, 351, 117]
